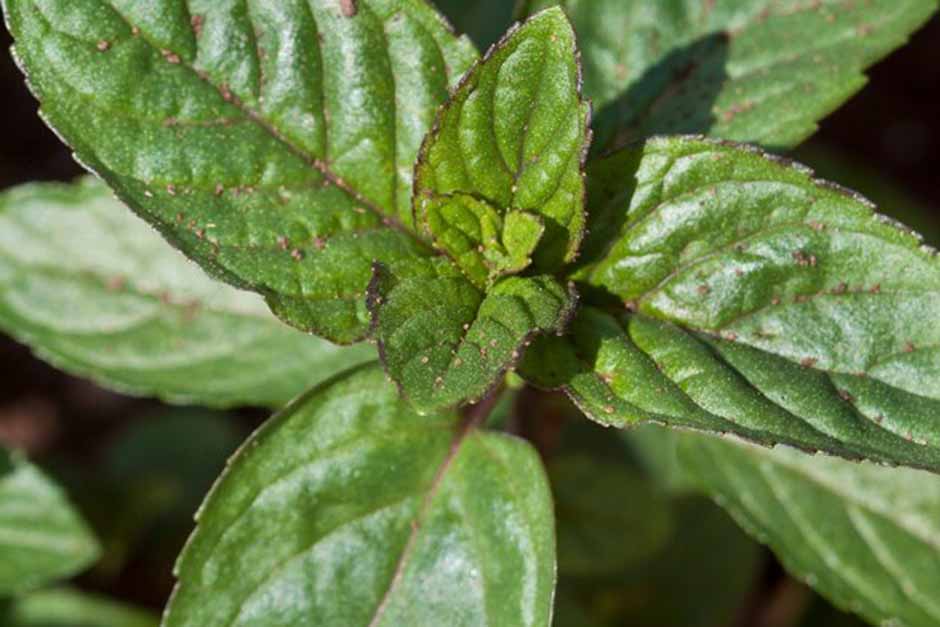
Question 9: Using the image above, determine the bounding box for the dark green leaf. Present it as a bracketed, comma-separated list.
[0, 178, 375, 408]
[370, 259, 576, 413]
[165, 364, 555, 627]
[1, 588, 158, 627]
[0, 448, 100, 595]
[524, 136, 940, 471]
[549, 453, 672, 577]
[525, 0, 937, 153]
[3, 0, 478, 342]
[415, 6, 591, 274]
[680, 432, 940, 626]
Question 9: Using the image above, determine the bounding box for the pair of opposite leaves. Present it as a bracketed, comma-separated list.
[8, 0, 940, 475]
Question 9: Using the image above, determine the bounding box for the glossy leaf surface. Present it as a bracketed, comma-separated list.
[370, 259, 575, 412]
[523, 136, 940, 470]
[525, 0, 937, 152]
[680, 433, 940, 626]
[3, 0, 478, 342]
[415, 6, 590, 273]
[164, 364, 555, 627]
[0, 179, 375, 408]
[2, 588, 158, 627]
[0, 448, 100, 595]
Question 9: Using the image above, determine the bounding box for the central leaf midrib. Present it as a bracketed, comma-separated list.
[89, 0, 430, 252]
[366, 416, 478, 627]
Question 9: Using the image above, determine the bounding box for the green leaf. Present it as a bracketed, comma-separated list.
[415, 6, 591, 274]
[424, 194, 545, 287]
[3, 0, 478, 342]
[0, 448, 100, 595]
[525, 0, 937, 153]
[679, 432, 940, 626]
[370, 259, 576, 413]
[0, 178, 375, 408]
[2, 588, 158, 627]
[549, 453, 673, 577]
[523, 136, 940, 471]
[164, 364, 556, 627]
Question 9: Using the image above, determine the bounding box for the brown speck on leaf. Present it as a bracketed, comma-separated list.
[833, 282, 849, 295]
[106, 276, 126, 291]
[195, 228, 205, 240]
[191, 14, 204, 36]
[96, 40, 111, 52]
[870, 283, 881, 294]
[800, 357, 818, 368]
[771, 296, 781, 306]
[434, 376, 444, 387]
[175, 212, 185, 224]
[838, 390, 854, 403]
[697, 285, 711, 295]
[220, 84, 233, 102]
[131, 26, 141, 36]
[291, 249, 305, 262]
[809, 220, 826, 232]
[604, 405, 614, 414]
[166, 184, 177, 196]
[734, 268, 744, 277]
[277, 236, 289, 251]
[904, 342, 916, 353]
[161, 49, 181, 64]
[340, 0, 357, 17]
[214, 183, 225, 196]
[875, 414, 884, 424]
[313, 237, 326, 250]
[454, 357, 463, 367]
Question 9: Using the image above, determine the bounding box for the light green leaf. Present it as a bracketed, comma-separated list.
[0, 448, 100, 595]
[370, 258, 576, 413]
[3, 0, 478, 342]
[2, 588, 158, 627]
[424, 193, 545, 287]
[679, 432, 940, 627]
[524, 136, 940, 470]
[0, 178, 375, 408]
[525, 0, 937, 153]
[164, 364, 556, 627]
[415, 6, 591, 274]
[549, 453, 672, 577]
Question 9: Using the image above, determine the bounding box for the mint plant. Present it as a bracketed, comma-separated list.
[1, 0, 939, 625]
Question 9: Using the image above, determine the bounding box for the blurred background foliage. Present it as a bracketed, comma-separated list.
[0, 4, 936, 626]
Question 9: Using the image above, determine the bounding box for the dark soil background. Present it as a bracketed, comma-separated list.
[0, 13, 937, 626]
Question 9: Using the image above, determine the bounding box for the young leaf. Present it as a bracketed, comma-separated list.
[679, 432, 940, 627]
[415, 6, 591, 273]
[164, 364, 555, 627]
[525, 136, 940, 471]
[0, 179, 375, 408]
[524, 0, 937, 153]
[369, 259, 576, 413]
[0, 448, 100, 595]
[2, 588, 158, 627]
[2, 0, 478, 342]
